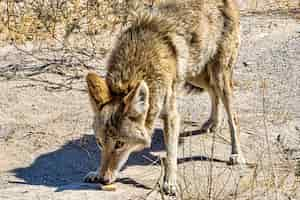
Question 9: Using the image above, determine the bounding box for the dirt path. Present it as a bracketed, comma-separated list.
[1, 12, 300, 200]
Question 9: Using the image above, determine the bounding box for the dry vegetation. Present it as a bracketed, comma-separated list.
[0, 0, 298, 44]
[0, 0, 299, 200]
[0, 0, 126, 43]
[0, 0, 298, 72]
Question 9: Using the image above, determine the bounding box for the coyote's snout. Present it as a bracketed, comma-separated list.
[84, 0, 245, 195]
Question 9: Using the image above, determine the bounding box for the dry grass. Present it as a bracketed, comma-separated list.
[0, 0, 299, 44]
[172, 102, 300, 200]
[0, 0, 298, 77]
[0, 0, 127, 44]
[0, 0, 298, 72]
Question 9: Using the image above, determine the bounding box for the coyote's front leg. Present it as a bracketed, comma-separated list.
[162, 88, 180, 195]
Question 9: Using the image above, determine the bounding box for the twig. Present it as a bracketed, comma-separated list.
[262, 78, 279, 200]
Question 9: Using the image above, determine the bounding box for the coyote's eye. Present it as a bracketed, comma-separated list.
[96, 139, 103, 149]
[115, 140, 125, 149]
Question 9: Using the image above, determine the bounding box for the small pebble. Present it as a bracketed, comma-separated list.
[101, 184, 116, 191]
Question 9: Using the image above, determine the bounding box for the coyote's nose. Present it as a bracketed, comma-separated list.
[99, 177, 112, 185]
[100, 168, 116, 184]
[99, 177, 109, 185]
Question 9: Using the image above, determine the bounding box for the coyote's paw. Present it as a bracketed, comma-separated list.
[84, 171, 101, 183]
[228, 154, 246, 166]
[161, 179, 177, 196]
[201, 119, 220, 133]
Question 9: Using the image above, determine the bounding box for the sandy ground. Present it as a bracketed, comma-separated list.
[1, 9, 300, 200]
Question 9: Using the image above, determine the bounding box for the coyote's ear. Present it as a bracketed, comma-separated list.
[86, 72, 112, 111]
[124, 81, 149, 120]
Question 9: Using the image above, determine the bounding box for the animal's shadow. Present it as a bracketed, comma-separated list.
[10, 129, 164, 190]
[10, 128, 227, 191]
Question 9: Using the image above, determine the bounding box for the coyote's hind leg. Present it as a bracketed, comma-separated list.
[201, 86, 221, 133]
[210, 56, 245, 165]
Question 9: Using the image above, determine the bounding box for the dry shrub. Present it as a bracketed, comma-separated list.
[0, 0, 135, 44]
[0, 0, 142, 78]
[0, 0, 298, 44]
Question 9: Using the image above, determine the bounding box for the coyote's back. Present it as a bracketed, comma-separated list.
[107, 0, 240, 93]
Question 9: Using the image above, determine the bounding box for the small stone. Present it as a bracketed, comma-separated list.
[242, 61, 249, 67]
[101, 184, 116, 191]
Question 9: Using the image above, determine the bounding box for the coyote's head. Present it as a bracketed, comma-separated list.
[86, 72, 151, 184]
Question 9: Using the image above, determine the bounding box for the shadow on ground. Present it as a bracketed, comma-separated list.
[10, 128, 227, 191]
[10, 129, 165, 189]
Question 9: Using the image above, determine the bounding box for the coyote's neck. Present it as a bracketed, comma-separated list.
[106, 24, 176, 96]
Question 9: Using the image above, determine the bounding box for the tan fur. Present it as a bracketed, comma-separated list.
[84, 0, 245, 195]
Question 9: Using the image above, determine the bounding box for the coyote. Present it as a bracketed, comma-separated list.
[84, 0, 245, 195]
